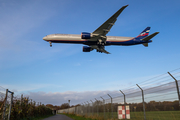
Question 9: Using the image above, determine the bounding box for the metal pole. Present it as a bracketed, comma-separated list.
[68, 100, 71, 114]
[82, 103, 84, 116]
[87, 101, 90, 116]
[86, 102, 88, 116]
[107, 94, 113, 119]
[168, 72, 180, 106]
[68, 100, 70, 107]
[84, 102, 87, 116]
[3, 89, 8, 120]
[100, 96, 105, 119]
[8, 91, 14, 120]
[137, 84, 146, 120]
[90, 100, 94, 115]
[95, 98, 99, 116]
[21, 94, 23, 105]
[34, 101, 36, 106]
[120, 90, 127, 120]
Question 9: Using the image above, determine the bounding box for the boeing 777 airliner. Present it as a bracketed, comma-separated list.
[43, 5, 159, 54]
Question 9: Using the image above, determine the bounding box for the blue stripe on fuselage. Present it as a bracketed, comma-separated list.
[48, 38, 152, 46]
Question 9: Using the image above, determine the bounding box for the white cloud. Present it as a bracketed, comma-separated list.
[22, 90, 118, 106]
[17, 79, 179, 106]
[1, 83, 62, 94]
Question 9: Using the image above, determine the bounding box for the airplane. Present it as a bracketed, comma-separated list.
[43, 5, 159, 54]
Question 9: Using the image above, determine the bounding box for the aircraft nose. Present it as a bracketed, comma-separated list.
[43, 36, 47, 40]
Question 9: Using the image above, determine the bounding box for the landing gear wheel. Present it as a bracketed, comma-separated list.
[49, 42, 52, 47]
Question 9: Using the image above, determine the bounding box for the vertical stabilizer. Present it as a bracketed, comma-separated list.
[136, 27, 150, 39]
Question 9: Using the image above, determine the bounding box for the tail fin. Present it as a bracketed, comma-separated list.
[136, 27, 150, 39]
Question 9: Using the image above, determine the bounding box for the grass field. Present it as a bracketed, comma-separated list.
[63, 111, 180, 120]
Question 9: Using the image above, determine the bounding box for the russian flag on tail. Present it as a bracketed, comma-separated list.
[136, 27, 150, 39]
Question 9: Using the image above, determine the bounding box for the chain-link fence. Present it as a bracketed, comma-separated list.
[57, 69, 180, 120]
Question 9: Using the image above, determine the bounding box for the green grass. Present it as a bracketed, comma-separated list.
[145, 111, 180, 120]
[61, 113, 98, 120]
[62, 111, 180, 120]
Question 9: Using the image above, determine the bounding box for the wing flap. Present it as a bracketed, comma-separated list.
[100, 49, 111, 54]
[90, 45, 110, 54]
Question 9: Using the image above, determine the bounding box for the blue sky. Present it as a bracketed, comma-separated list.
[0, 0, 180, 105]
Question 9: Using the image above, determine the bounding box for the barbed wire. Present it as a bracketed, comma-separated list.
[0, 85, 6, 90]
[77, 68, 180, 106]
[169, 67, 180, 72]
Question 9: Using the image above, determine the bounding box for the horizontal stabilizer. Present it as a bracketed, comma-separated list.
[141, 32, 159, 41]
[143, 43, 148, 47]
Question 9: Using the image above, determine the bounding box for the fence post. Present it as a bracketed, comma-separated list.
[85, 102, 88, 116]
[81, 103, 84, 116]
[120, 90, 127, 120]
[95, 98, 99, 116]
[87, 101, 90, 116]
[100, 96, 105, 120]
[34, 101, 36, 106]
[75, 105, 77, 114]
[21, 94, 23, 105]
[90, 100, 94, 116]
[3, 89, 8, 120]
[8, 91, 14, 120]
[136, 84, 146, 120]
[107, 94, 113, 119]
[168, 72, 180, 106]
[84, 102, 87, 116]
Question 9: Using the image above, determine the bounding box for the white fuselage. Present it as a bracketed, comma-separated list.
[43, 34, 135, 46]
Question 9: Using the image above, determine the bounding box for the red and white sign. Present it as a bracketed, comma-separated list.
[118, 105, 130, 119]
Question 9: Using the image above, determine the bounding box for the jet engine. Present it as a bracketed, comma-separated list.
[81, 32, 91, 39]
[83, 46, 93, 52]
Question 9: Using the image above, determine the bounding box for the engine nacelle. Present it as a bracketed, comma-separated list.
[81, 32, 91, 39]
[83, 46, 93, 52]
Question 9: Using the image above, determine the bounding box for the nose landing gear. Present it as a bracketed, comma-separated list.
[49, 41, 52, 47]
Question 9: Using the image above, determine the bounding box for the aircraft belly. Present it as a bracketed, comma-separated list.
[106, 36, 135, 46]
[50, 39, 86, 44]
[48, 36, 86, 44]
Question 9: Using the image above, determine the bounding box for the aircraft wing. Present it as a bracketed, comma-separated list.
[92, 5, 128, 37]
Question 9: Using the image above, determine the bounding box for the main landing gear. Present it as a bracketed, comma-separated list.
[97, 39, 106, 46]
[96, 45, 104, 53]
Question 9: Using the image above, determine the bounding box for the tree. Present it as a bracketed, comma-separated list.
[60, 103, 70, 109]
